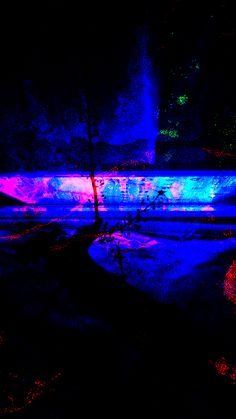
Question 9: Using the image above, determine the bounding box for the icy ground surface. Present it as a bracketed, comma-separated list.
[1, 206, 236, 417]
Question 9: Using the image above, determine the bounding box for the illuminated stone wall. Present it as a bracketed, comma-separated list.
[0, 172, 235, 209]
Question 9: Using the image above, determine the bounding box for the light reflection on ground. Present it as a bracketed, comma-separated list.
[89, 223, 236, 307]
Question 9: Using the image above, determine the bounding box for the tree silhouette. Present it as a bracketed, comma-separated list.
[83, 48, 102, 227]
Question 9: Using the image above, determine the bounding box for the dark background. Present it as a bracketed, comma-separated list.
[0, 2, 234, 95]
[0, 0, 235, 170]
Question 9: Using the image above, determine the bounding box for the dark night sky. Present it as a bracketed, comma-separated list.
[0, 1, 235, 118]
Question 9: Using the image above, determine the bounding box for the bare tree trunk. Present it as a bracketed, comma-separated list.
[86, 103, 101, 226]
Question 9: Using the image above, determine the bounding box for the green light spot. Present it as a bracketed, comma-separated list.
[160, 129, 179, 138]
[190, 59, 200, 71]
[160, 129, 169, 136]
[177, 95, 188, 105]
[169, 129, 179, 138]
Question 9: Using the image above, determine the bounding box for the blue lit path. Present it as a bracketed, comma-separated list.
[1, 170, 236, 319]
